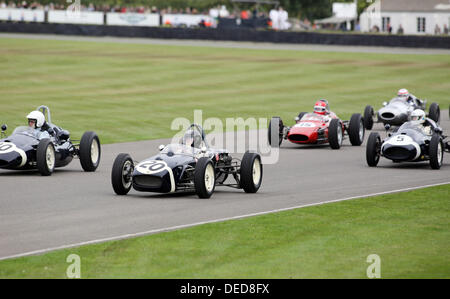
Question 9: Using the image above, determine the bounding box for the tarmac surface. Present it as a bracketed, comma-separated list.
[0, 112, 449, 260]
[1, 33, 450, 55]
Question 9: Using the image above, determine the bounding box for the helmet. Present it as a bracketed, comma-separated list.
[397, 88, 410, 99]
[27, 110, 45, 128]
[181, 129, 203, 148]
[410, 109, 425, 124]
[314, 100, 328, 115]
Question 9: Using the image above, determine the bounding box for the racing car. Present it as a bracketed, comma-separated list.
[363, 97, 440, 130]
[111, 124, 263, 199]
[268, 103, 365, 149]
[0, 106, 101, 176]
[366, 119, 449, 170]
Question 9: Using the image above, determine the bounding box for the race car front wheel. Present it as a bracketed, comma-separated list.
[240, 151, 263, 193]
[194, 157, 216, 199]
[328, 119, 343, 149]
[429, 134, 444, 170]
[366, 132, 381, 167]
[348, 113, 365, 146]
[268, 117, 284, 147]
[79, 131, 101, 172]
[36, 138, 55, 176]
[428, 103, 440, 124]
[111, 153, 134, 195]
[363, 105, 374, 130]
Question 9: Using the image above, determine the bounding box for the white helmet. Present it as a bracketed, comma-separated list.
[411, 109, 425, 124]
[181, 129, 203, 148]
[397, 88, 409, 99]
[27, 110, 45, 128]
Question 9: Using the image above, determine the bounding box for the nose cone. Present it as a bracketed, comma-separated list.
[378, 107, 407, 125]
[287, 125, 317, 143]
[0, 151, 23, 169]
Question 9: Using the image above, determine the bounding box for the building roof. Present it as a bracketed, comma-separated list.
[371, 0, 450, 13]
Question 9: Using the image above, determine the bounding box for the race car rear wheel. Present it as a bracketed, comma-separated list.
[240, 151, 263, 193]
[429, 134, 444, 170]
[268, 117, 284, 146]
[328, 119, 343, 149]
[36, 138, 55, 176]
[428, 103, 440, 124]
[79, 131, 101, 172]
[111, 153, 134, 195]
[363, 105, 374, 130]
[348, 113, 365, 146]
[366, 132, 381, 167]
[194, 157, 216, 199]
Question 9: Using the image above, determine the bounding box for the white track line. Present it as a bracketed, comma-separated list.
[1, 181, 449, 261]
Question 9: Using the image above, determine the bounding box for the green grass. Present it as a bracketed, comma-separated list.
[0, 38, 449, 144]
[0, 184, 448, 279]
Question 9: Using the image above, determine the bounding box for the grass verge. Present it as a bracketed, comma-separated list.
[0, 184, 448, 279]
[1, 37, 449, 144]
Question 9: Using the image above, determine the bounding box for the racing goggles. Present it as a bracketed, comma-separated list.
[314, 106, 326, 113]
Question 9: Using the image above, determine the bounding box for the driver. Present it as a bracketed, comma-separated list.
[410, 109, 440, 136]
[27, 110, 54, 139]
[397, 89, 424, 107]
[313, 99, 330, 115]
[181, 129, 203, 149]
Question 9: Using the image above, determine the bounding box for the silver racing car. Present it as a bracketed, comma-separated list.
[363, 98, 440, 129]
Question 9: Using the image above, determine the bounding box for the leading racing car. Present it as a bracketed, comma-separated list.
[366, 109, 449, 169]
[0, 106, 101, 176]
[363, 89, 440, 130]
[111, 124, 263, 198]
[268, 99, 365, 149]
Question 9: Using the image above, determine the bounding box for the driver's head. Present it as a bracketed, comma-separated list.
[181, 129, 202, 148]
[397, 88, 409, 100]
[411, 109, 425, 125]
[26, 111, 45, 129]
[313, 100, 328, 115]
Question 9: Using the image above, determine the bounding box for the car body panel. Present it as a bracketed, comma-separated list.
[286, 112, 340, 144]
[377, 97, 421, 126]
[381, 122, 431, 162]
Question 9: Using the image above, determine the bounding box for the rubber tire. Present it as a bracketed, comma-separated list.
[268, 117, 284, 146]
[240, 151, 263, 193]
[79, 131, 101, 172]
[36, 138, 55, 176]
[366, 132, 381, 167]
[428, 103, 440, 124]
[348, 113, 365, 146]
[429, 134, 443, 170]
[194, 157, 215, 199]
[363, 105, 374, 130]
[297, 112, 307, 121]
[111, 153, 134, 195]
[328, 118, 342, 149]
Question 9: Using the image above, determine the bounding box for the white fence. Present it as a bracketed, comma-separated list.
[0, 8, 214, 28]
[0, 8, 45, 22]
[106, 12, 159, 27]
[47, 10, 104, 25]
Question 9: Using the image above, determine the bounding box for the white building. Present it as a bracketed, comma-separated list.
[360, 0, 450, 35]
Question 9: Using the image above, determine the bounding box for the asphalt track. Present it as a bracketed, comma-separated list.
[1, 33, 450, 55]
[0, 112, 449, 260]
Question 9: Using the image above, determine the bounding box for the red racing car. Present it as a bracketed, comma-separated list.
[268, 100, 366, 149]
